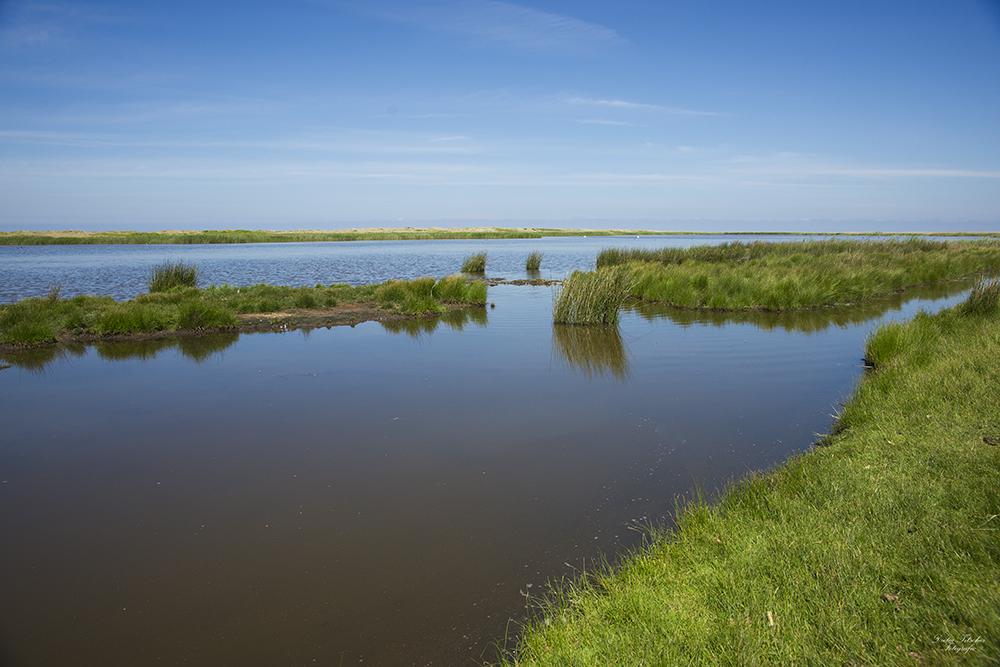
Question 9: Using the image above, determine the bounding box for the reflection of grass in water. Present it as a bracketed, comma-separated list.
[2, 334, 242, 372]
[624, 277, 985, 334]
[176, 334, 241, 363]
[380, 307, 488, 338]
[380, 317, 440, 338]
[0, 344, 86, 375]
[552, 323, 630, 382]
[94, 339, 175, 361]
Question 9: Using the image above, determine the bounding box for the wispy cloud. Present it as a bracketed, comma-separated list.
[810, 168, 1000, 179]
[578, 119, 633, 126]
[357, 0, 621, 52]
[565, 96, 726, 116]
[0, 2, 130, 50]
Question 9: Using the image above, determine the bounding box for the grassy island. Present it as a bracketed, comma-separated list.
[597, 238, 1000, 312]
[0, 269, 487, 348]
[504, 281, 1000, 666]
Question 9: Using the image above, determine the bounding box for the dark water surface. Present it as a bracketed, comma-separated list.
[0, 239, 978, 666]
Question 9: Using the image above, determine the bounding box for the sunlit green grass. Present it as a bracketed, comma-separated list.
[526, 251, 543, 271]
[462, 252, 488, 274]
[148, 260, 199, 292]
[598, 238, 1000, 311]
[552, 267, 635, 325]
[0, 275, 487, 347]
[504, 283, 1000, 666]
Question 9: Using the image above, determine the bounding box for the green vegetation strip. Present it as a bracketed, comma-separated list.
[0, 276, 487, 347]
[598, 238, 1000, 311]
[0, 227, 680, 245]
[505, 282, 1000, 666]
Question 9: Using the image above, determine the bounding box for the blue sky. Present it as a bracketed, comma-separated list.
[1, 0, 999, 232]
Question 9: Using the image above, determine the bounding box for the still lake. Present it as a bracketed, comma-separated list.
[0, 236, 976, 666]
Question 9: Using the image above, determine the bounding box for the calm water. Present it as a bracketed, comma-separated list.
[0, 238, 976, 666]
[0, 234, 843, 302]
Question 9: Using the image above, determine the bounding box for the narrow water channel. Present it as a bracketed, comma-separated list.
[0, 276, 973, 666]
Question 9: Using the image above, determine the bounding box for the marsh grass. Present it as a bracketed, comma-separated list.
[552, 268, 635, 325]
[505, 290, 1000, 666]
[526, 251, 543, 271]
[1, 276, 486, 346]
[597, 238, 1000, 311]
[46, 281, 63, 305]
[462, 252, 487, 274]
[148, 260, 200, 292]
[958, 277, 1000, 316]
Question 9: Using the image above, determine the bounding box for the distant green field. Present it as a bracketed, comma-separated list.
[0, 227, 680, 245]
[3, 228, 996, 245]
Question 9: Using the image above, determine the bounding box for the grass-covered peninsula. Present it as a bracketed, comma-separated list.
[0, 263, 487, 348]
[595, 238, 1000, 312]
[505, 280, 1000, 666]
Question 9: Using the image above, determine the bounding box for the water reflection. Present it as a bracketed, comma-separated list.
[380, 306, 488, 337]
[625, 279, 978, 333]
[551, 324, 631, 382]
[0, 333, 240, 371]
[0, 344, 87, 374]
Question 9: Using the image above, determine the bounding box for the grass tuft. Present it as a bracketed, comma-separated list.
[958, 277, 1000, 317]
[462, 252, 487, 274]
[552, 267, 635, 325]
[526, 251, 543, 271]
[148, 260, 200, 292]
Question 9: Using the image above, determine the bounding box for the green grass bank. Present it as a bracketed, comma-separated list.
[598, 238, 1000, 311]
[503, 282, 1000, 666]
[0, 275, 487, 348]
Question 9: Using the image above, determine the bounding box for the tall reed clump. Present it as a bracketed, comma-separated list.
[526, 251, 543, 271]
[958, 277, 1000, 317]
[148, 260, 200, 292]
[552, 267, 635, 325]
[461, 252, 487, 274]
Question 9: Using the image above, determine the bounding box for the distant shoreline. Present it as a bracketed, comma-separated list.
[1, 227, 997, 245]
